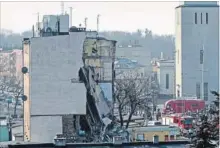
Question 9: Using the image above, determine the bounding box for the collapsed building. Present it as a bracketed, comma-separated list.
[22, 26, 117, 142]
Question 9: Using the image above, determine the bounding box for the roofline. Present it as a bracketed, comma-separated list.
[6, 141, 190, 147]
[175, 4, 219, 9]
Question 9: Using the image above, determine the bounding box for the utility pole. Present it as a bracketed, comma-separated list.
[61, 2, 64, 15]
[111, 45, 116, 118]
[69, 7, 73, 27]
[84, 17, 88, 29]
[200, 44, 204, 100]
[37, 12, 40, 31]
[97, 14, 100, 32]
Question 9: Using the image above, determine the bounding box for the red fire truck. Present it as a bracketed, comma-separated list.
[163, 98, 205, 114]
[162, 114, 194, 130]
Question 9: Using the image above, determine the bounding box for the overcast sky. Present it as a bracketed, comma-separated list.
[0, 1, 179, 35]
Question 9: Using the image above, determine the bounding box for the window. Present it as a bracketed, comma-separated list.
[165, 135, 169, 141]
[196, 83, 201, 99]
[204, 82, 208, 101]
[206, 13, 208, 24]
[154, 122, 162, 126]
[200, 50, 204, 64]
[166, 74, 169, 89]
[195, 13, 197, 24]
[177, 103, 183, 106]
[170, 135, 175, 140]
[137, 134, 145, 141]
[192, 104, 198, 107]
[201, 13, 203, 24]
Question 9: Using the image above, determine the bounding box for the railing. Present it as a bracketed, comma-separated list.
[7, 141, 190, 148]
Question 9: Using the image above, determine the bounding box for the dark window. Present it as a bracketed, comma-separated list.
[166, 104, 171, 109]
[177, 103, 183, 106]
[204, 82, 208, 101]
[201, 13, 203, 24]
[137, 134, 144, 141]
[165, 135, 169, 141]
[200, 50, 204, 64]
[170, 135, 175, 140]
[154, 122, 162, 126]
[196, 82, 201, 99]
[192, 104, 198, 107]
[166, 74, 169, 89]
[206, 13, 208, 24]
[195, 13, 197, 24]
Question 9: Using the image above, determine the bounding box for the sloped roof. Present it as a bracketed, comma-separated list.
[115, 58, 144, 69]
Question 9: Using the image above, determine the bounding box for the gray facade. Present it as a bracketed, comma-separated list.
[29, 33, 87, 115]
[30, 116, 62, 143]
[175, 2, 219, 102]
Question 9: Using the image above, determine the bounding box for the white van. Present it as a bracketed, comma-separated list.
[147, 121, 162, 126]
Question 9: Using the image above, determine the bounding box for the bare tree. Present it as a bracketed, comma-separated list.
[0, 54, 23, 117]
[9, 77, 23, 118]
[115, 72, 151, 129]
[0, 76, 23, 117]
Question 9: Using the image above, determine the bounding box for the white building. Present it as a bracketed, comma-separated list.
[156, 59, 174, 99]
[175, 1, 219, 102]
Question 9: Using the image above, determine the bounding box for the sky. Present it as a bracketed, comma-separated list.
[0, 1, 179, 35]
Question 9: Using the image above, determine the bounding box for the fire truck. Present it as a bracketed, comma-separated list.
[162, 114, 193, 130]
[163, 98, 205, 114]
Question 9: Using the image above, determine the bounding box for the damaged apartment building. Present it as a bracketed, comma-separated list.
[22, 14, 116, 143]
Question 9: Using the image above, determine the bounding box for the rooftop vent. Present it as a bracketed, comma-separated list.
[69, 26, 86, 32]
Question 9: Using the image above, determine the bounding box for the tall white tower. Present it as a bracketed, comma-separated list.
[175, 1, 219, 102]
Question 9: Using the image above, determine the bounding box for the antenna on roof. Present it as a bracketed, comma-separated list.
[61, 2, 64, 15]
[69, 7, 73, 27]
[84, 17, 88, 29]
[37, 12, 40, 31]
[97, 14, 100, 32]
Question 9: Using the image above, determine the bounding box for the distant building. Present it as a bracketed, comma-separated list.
[127, 125, 181, 142]
[154, 59, 174, 99]
[0, 49, 22, 79]
[116, 45, 151, 76]
[115, 58, 146, 79]
[175, 1, 219, 102]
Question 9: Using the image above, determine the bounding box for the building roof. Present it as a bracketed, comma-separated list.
[128, 125, 180, 133]
[176, 1, 219, 9]
[115, 58, 144, 69]
[116, 46, 151, 67]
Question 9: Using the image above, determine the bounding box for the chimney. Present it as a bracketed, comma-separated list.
[160, 52, 164, 60]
